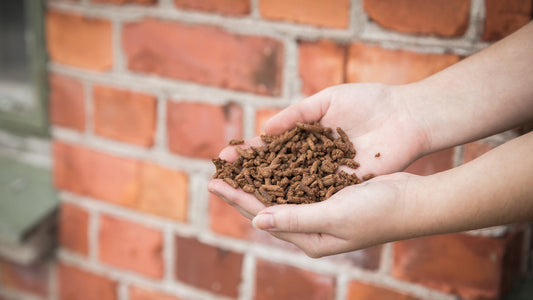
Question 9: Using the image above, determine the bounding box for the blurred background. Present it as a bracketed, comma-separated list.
[0, 0, 532, 299]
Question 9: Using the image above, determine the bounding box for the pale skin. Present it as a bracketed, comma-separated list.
[208, 22, 533, 258]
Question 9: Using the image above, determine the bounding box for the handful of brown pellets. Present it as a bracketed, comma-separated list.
[212, 122, 367, 205]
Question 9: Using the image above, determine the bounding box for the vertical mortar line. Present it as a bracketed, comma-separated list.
[47, 260, 58, 300]
[250, 0, 260, 19]
[188, 173, 210, 232]
[88, 208, 101, 264]
[238, 253, 257, 300]
[154, 94, 168, 151]
[117, 281, 128, 300]
[282, 37, 301, 103]
[453, 145, 465, 168]
[467, 0, 486, 43]
[158, 0, 176, 10]
[163, 223, 176, 284]
[378, 242, 394, 275]
[335, 272, 349, 300]
[113, 18, 125, 74]
[350, 0, 366, 38]
[243, 103, 256, 140]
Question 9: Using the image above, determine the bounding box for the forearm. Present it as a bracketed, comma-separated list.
[401, 22, 533, 154]
[403, 131, 533, 238]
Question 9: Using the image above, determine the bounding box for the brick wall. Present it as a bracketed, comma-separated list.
[1, 0, 532, 300]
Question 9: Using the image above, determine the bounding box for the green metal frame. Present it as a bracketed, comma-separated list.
[0, 0, 48, 136]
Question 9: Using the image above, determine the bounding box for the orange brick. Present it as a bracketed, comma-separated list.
[255, 259, 335, 300]
[98, 215, 164, 278]
[209, 194, 253, 240]
[129, 286, 182, 300]
[175, 0, 250, 15]
[298, 40, 345, 95]
[347, 43, 460, 84]
[49, 74, 85, 131]
[59, 202, 89, 255]
[255, 107, 283, 136]
[93, 85, 157, 147]
[363, 0, 470, 37]
[91, 0, 157, 4]
[123, 19, 283, 95]
[464, 141, 494, 163]
[46, 11, 112, 70]
[393, 234, 505, 299]
[167, 101, 242, 159]
[175, 236, 243, 298]
[0, 259, 49, 297]
[347, 281, 421, 300]
[259, 0, 350, 28]
[58, 264, 117, 300]
[483, 0, 532, 41]
[404, 148, 454, 176]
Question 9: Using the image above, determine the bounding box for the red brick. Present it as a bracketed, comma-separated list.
[0, 260, 49, 297]
[129, 286, 182, 300]
[49, 74, 85, 131]
[255, 107, 283, 136]
[255, 259, 335, 300]
[209, 194, 252, 239]
[404, 148, 454, 176]
[347, 281, 421, 300]
[93, 85, 157, 147]
[59, 202, 89, 255]
[298, 40, 345, 95]
[98, 215, 163, 278]
[174, 0, 250, 15]
[175, 236, 243, 297]
[167, 101, 242, 159]
[259, 0, 350, 28]
[364, 0, 470, 37]
[46, 11, 112, 70]
[347, 43, 460, 84]
[393, 234, 505, 299]
[123, 19, 283, 96]
[58, 264, 117, 300]
[91, 0, 157, 4]
[483, 0, 532, 41]
[464, 141, 494, 163]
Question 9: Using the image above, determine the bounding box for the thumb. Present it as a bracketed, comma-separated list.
[252, 203, 331, 233]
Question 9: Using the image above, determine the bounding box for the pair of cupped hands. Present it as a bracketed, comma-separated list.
[208, 83, 428, 258]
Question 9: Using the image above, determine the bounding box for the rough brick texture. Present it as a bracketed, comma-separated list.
[98, 215, 164, 278]
[129, 286, 182, 300]
[298, 40, 346, 95]
[0, 260, 48, 297]
[347, 281, 421, 300]
[174, 0, 250, 15]
[93, 85, 157, 147]
[46, 11, 112, 70]
[364, 0, 470, 37]
[259, 0, 350, 28]
[483, 0, 532, 41]
[58, 264, 117, 300]
[175, 236, 243, 298]
[347, 43, 460, 84]
[49, 74, 86, 131]
[59, 202, 89, 255]
[255, 259, 336, 300]
[123, 19, 283, 95]
[167, 101, 242, 159]
[393, 234, 506, 299]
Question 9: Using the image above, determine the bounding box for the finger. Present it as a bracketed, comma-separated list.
[208, 179, 266, 217]
[264, 88, 332, 135]
[218, 136, 265, 162]
[269, 232, 351, 258]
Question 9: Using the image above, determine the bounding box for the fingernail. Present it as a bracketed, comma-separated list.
[252, 214, 274, 230]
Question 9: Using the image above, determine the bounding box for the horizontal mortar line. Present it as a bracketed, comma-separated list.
[51, 126, 215, 175]
[0, 288, 46, 300]
[47, 64, 293, 108]
[57, 250, 233, 300]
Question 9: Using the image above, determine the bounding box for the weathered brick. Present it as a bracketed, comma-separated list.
[483, 0, 532, 41]
[46, 11, 112, 70]
[364, 0, 470, 37]
[298, 40, 345, 95]
[49, 74, 85, 131]
[259, 0, 350, 28]
[255, 107, 283, 136]
[464, 141, 494, 163]
[255, 259, 335, 300]
[167, 101, 242, 159]
[93, 85, 157, 147]
[174, 0, 250, 15]
[404, 148, 454, 176]
[347, 281, 421, 300]
[175, 236, 243, 297]
[59, 202, 89, 255]
[393, 234, 505, 299]
[123, 19, 283, 95]
[129, 286, 182, 300]
[98, 215, 164, 278]
[58, 264, 117, 300]
[347, 43, 460, 84]
[90, 0, 157, 4]
[0, 259, 49, 297]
